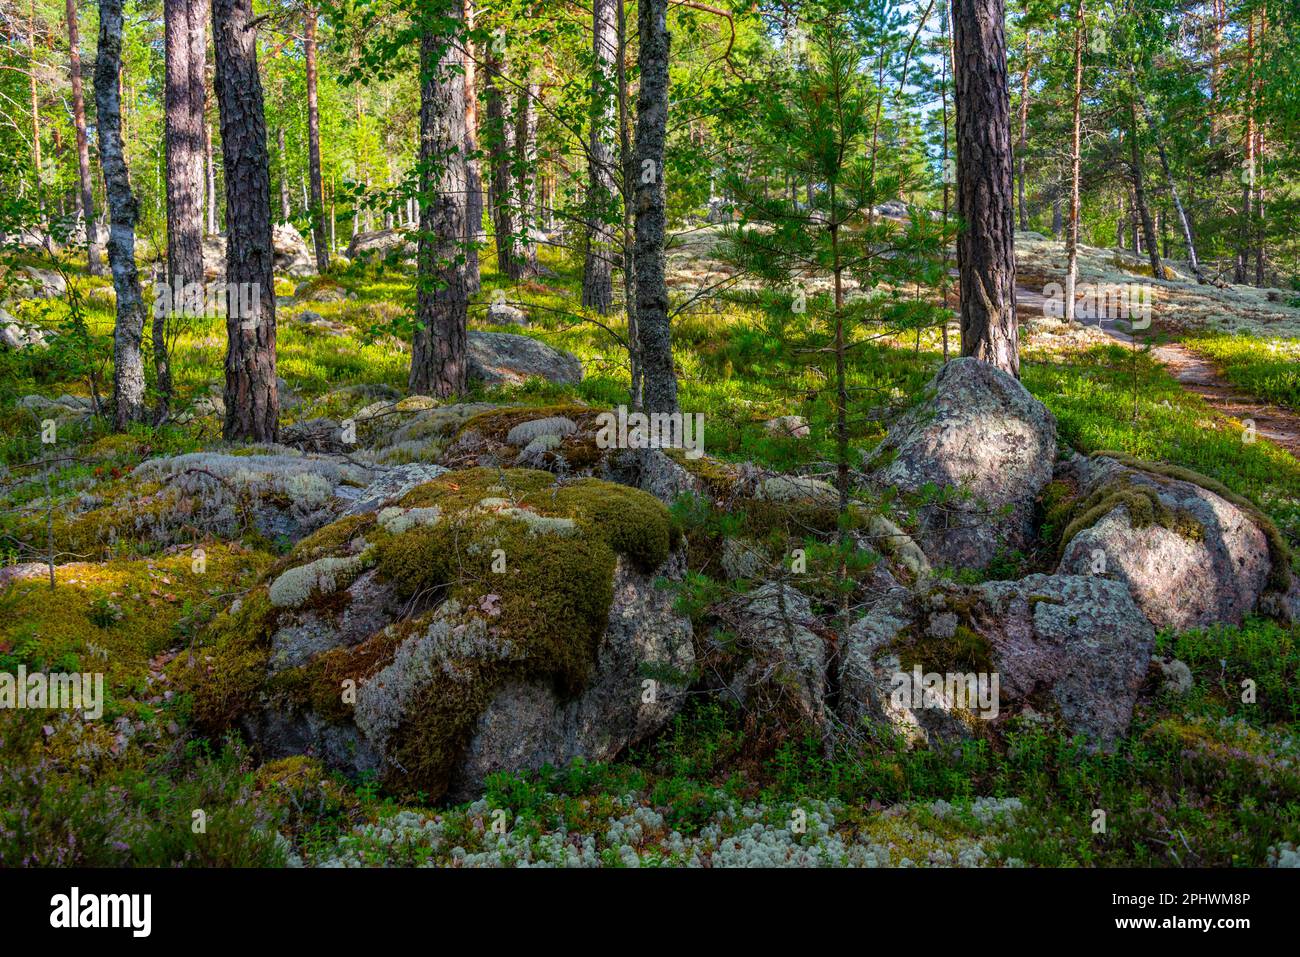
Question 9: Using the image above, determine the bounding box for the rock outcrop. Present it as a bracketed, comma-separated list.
[864, 357, 1058, 571]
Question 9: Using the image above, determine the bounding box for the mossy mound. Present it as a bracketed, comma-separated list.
[177, 467, 682, 800]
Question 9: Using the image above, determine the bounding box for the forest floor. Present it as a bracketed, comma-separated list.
[2, 233, 1300, 867]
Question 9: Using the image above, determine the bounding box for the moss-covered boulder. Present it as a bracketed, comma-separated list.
[838, 574, 1154, 748]
[1050, 453, 1288, 630]
[177, 467, 694, 801]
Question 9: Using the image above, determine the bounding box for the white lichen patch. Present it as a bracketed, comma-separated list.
[505, 416, 577, 447]
[377, 506, 442, 535]
[268, 554, 369, 610]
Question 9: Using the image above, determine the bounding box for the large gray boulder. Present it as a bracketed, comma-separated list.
[345, 228, 416, 261]
[468, 331, 583, 387]
[1053, 453, 1283, 631]
[838, 574, 1154, 748]
[720, 583, 827, 725]
[864, 357, 1057, 571]
[201, 223, 316, 280]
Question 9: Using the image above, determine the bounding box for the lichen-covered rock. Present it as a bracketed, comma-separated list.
[1051, 453, 1287, 630]
[1, 309, 47, 350]
[467, 331, 583, 386]
[864, 357, 1058, 571]
[838, 574, 1154, 748]
[179, 467, 693, 801]
[345, 228, 416, 261]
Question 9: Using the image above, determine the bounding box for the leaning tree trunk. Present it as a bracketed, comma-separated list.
[1127, 97, 1161, 279]
[953, 0, 1018, 376]
[514, 81, 541, 275]
[1016, 22, 1031, 232]
[305, 7, 328, 271]
[581, 0, 618, 314]
[409, 4, 470, 398]
[277, 126, 291, 221]
[212, 0, 278, 441]
[161, 0, 207, 421]
[633, 0, 678, 413]
[67, 0, 105, 275]
[483, 46, 520, 279]
[94, 0, 149, 430]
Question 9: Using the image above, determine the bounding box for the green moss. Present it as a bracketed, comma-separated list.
[174, 587, 278, 733]
[889, 623, 995, 676]
[455, 404, 598, 446]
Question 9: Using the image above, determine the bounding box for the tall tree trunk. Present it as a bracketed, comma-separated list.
[463, 0, 482, 295]
[205, 119, 218, 232]
[1235, 12, 1255, 284]
[633, 0, 677, 413]
[277, 126, 291, 221]
[953, 0, 1018, 375]
[1016, 17, 1031, 231]
[1063, 0, 1084, 323]
[1128, 98, 1160, 278]
[67, 0, 105, 274]
[582, 0, 618, 314]
[212, 0, 278, 441]
[305, 7, 328, 271]
[484, 46, 520, 279]
[162, 0, 207, 420]
[410, 3, 470, 398]
[617, 0, 640, 404]
[29, 2, 43, 212]
[94, 0, 148, 430]
[514, 81, 540, 275]
[1143, 99, 1204, 280]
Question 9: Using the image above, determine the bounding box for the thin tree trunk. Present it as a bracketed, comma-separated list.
[953, 0, 1018, 375]
[29, 2, 43, 211]
[633, 0, 677, 412]
[410, 3, 470, 397]
[305, 7, 328, 271]
[205, 120, 217, 233]
[582, 0, 618, 314]
[617, 0, 640, 405]
[277, 126, 291, 221]
[1142, 99, 1204, 280]
[1063, 0, 1084, 324]
[514, 81, 540, 275]
[95, 0, 148, 430]
[1128, 98, 1160, 278]
[1236, 12, 1254, 284]
[1016, 16, 1031, 231]
[463, 0, 482, 295]
[212, 0, 278, 441]
[484, 45, 520, 279]
[67, 0, 105, 274]
[162, 0, 207, 421]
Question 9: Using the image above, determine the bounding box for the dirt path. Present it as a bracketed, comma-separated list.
[1013, 285, 1300, 458]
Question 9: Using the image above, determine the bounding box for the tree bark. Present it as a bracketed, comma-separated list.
[205, 119, 218, 233]
[66, 0, 105, 274]
[617, 0, 640, 404]
[1016, 18, 1031, 232]
[514, 81, 540, 275]
[633, 0, 678, 412]
[1128, 98, 1160, 278]
[409, 3, 470, 398]
[953, 0, 1018, 375]
[305, 8, 328, 271]
[1235, 12, 1254, 284]
[162, 0, 207, 420]
[277, 126, 291, 221]
[94, 0, 149, 430]
[1063, 0, 1084, 323]
[483, 45, 520, 279]
[463, 0, 482, 295]
[212, 0, 278, 441]
[582, 0, 618, 314]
